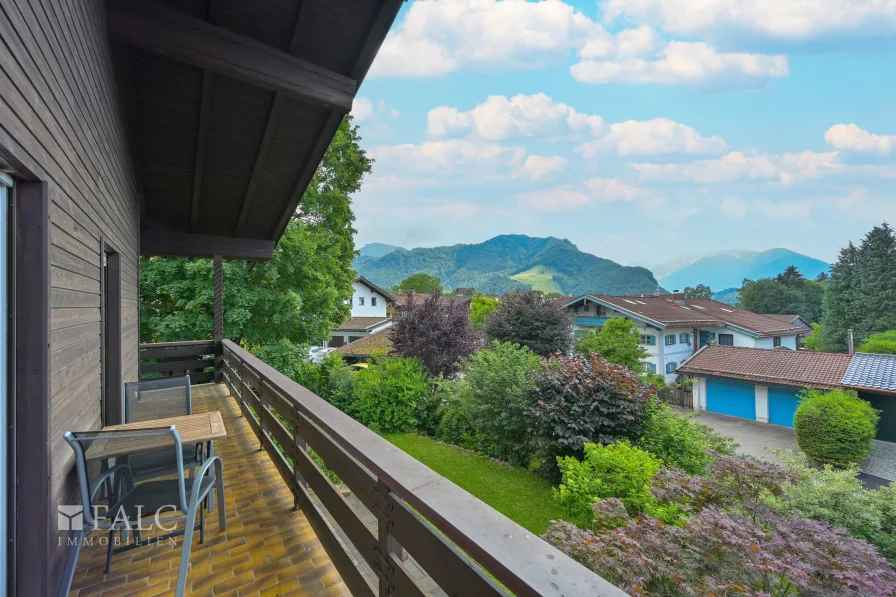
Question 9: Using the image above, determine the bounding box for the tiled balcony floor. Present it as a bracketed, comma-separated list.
[68, 384, 348, 597]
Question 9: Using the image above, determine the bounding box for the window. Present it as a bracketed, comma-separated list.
[640, 334, 656, 346]
[583, 303, 590, 312]
[679, 333, 690, 344]
[666, 362, 678, 374]
[644, 362, 657, 373]
[358, 297, 365, 306]
[665, 335, 676, 346]
[773, 336, 782, 347]
[719, 333, 734, 346]
[371, 297, 377, 307]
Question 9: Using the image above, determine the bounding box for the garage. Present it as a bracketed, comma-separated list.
[706, 378, 756, 420]
[768, 386, 802, 427]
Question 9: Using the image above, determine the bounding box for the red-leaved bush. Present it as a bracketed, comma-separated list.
[545, 454, 896, 596]
[529, 353, 654, 479]
[546, 498, 896, 596]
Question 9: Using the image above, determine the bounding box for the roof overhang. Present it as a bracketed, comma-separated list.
[108, 0, 403, 259]
[564, 295, 667, 329]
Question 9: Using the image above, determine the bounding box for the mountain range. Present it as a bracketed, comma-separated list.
[354, 235, 659, 296]
[657, 249, 830, 293]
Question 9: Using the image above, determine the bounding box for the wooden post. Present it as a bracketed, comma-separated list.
[214, 255, 224, 383]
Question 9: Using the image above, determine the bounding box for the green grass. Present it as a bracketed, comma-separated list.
[382, 433, 566, 534]
[510, 265, 563, 294]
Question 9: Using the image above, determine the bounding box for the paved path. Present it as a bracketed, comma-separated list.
[683, 409, 895, 483]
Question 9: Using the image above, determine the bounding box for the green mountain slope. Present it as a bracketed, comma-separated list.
[660, 249, 829, 291]
[354, 235, 659, 295]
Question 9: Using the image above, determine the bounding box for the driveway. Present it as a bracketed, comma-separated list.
[683, 409, 895, 484]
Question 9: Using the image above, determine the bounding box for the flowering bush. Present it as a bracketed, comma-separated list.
[545, 498, 896, 597]
[555, 441, 661, 525]
[530, 353, 653, 479]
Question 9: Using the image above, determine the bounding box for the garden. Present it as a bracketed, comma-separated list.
[257, 290, 896, 596]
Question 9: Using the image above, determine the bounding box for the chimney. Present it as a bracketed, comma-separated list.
[847, 329, 855, 355]
[671, 292, 686, 306]
[653, 284, 662, 297]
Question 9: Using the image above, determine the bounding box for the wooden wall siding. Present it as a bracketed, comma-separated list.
[0, 0, 141, 590]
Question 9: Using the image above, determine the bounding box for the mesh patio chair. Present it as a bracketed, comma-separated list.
[123, 376, 203, 482]
[62, 426, 226, 597]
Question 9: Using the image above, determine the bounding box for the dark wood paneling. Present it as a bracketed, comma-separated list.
[140, 229, 275, 259]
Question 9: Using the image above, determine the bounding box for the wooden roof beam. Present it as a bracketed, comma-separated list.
[106, 0, 357, 112]
[141, 229, 275, 260]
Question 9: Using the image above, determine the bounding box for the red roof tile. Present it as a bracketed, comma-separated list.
[678, 345, 853, 390]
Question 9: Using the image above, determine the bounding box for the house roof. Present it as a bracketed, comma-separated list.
[565, 295, 810, 337]
[763, 314, 801, 324]
[335, 317, 391, 332]
[336, 328, 393, 357]
[841, 353, 896, 393]
[393, 293, 473, 309]
[111, 0, 403, 259]
[355, 275, 397, 303]
[678, 345, 854, 390]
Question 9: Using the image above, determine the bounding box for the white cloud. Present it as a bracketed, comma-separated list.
[577, 118, 727, 156]
[599, 0, 896, 39]
[370, 139, 565, 184]
[721, 197, 748, 219]
[351, 97, 374, 121]
[427, 93, 604, 140]
[517, 177, 652, 211]
[370, 0, 599, 77]
[825, 123, 896, 154]
[632, 150, 840, 184]
[571, 41, 788, 85]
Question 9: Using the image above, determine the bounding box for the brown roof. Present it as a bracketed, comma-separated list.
[763, 314, 801, 324]
[393, 294, 472, 309]
[569, 295, 810, 337]
[678, 345, 854, 390]
[336, 329, 393, 357]
[335, 317, 391, 332]
[354, 275, 397, 303]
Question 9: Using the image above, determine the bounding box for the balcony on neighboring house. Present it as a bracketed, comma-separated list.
[65, 339, 623, 597]
[575, 317, 610, 327]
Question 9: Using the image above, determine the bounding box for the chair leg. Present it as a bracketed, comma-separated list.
[199, 501, 205, 544]
[215, 462, 227, 532]
[105, 529, 115, 574]
[175, 509, 197, 597]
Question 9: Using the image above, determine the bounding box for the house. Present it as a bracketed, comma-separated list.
[335, 328, 394, 362]
[328, 275, 395, 347]
[386, 292, 473, 317]
[564, 294, 810, 383]
[763, 313, 813, 330]
[679, 346, 896, 441]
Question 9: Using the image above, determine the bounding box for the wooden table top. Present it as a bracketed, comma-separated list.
[84, 412, 227, 461]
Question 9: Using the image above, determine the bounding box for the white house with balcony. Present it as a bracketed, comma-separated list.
[564, 294, 810, 383]
[328, 275, 396, 348]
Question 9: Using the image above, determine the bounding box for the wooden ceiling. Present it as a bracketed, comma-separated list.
[107, 0, 403, 259]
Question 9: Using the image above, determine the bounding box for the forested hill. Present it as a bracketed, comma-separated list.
[354, 235, 659, 295]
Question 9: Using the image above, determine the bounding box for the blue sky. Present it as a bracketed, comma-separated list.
[349, 0, 896, 267]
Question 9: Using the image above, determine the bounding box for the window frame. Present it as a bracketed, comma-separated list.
[773, 336, 782, 347]
[664, 334, 676, 346]
[640, 334, 656, 346]
[666, 362, 678, 374]
[718, 333, 735, 346]
[644, 362, 657, 373]
[358, 296, 365, 306]
[679, 332, 690, 344]
[371, 296, 377, 307]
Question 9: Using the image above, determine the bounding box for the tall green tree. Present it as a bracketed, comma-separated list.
[820, 224, 896, 351]
[140, 117, 370, 350]
[469, 296, 499, 329]
[483, 290, 574, 356]
[393, 273, 443, 294]
[682, 285, 713, 299]
[736, 267, 825, 324]
[575, 318, 648, 372]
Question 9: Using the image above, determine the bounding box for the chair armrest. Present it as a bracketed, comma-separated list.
[89, 463, 133, 501]
[188, 456, 223, 509]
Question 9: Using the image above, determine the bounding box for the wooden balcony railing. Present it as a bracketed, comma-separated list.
[139, 340, 216, 384]
[221, 339, 623, 597]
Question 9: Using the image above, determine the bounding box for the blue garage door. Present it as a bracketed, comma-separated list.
[706, 378, 756, 420]
[769, 387, 801, 428]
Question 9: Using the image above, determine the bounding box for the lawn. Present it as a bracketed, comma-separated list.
[382, 433, 567, 534]
[510, 265, 563, 295]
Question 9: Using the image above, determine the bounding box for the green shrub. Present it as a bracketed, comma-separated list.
[457, 341, 540, 466]
[775, 451, 896, 562]
[859, 330, 896, 355]
[324, 366, 358, 416]
[575, 318, 648, 372]
[638, 400, 738, 474]
[555, 441, 661, 526]
[353, 357, 432, 433]
[793, 389, 879, 468]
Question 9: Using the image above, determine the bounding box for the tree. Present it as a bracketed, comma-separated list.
[859, 330, 896, 354]
[736, 266, 825, 324]
[469, 296, 499, 329]
[821, 224, 896, 351]
[140, 117, 369, 351]
[393, 273, 442, 294]
[389, 291, 478, 377]
[575, 318, 648, 372]
[482, 290, 574, 356]
[682, 284, 712, 299]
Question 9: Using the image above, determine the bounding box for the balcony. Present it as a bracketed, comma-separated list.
[67, 340, 622, 597]
[575, 317, 610, 327]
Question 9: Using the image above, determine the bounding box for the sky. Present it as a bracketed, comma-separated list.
[348, 0, 896, 267]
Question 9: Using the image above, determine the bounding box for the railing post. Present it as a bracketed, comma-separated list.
[213, 255, 224, 383]
[373, 480, 407, 595]
[257, 373, 267, 452]
[237, 357, 246, 418]
[292, 406, 308, 512]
